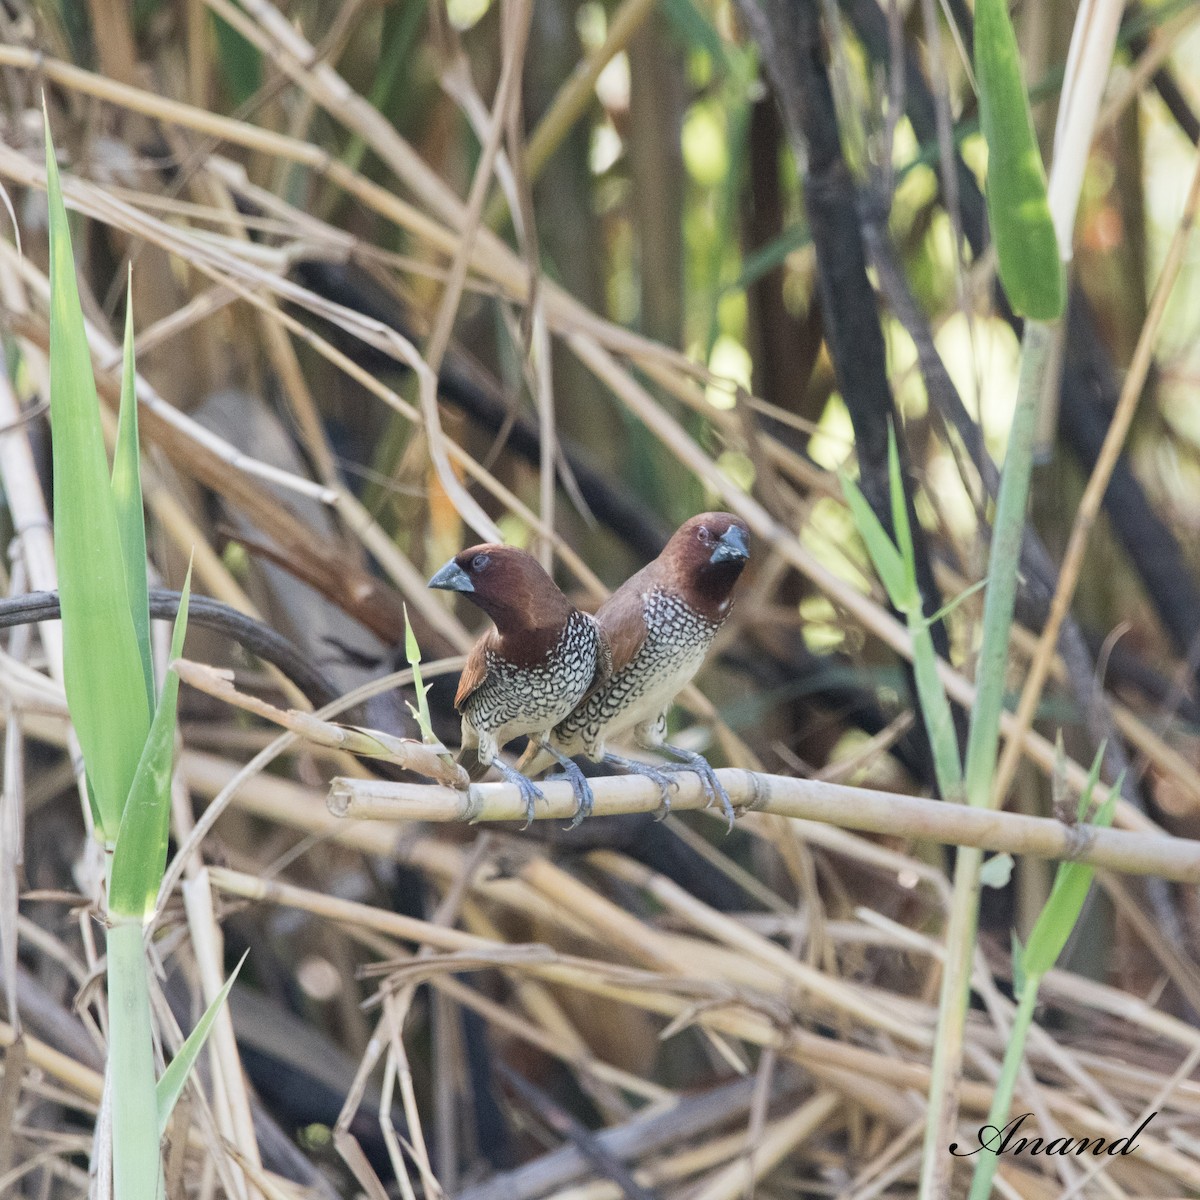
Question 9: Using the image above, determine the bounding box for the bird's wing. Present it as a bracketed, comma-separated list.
[455, 632, 494, 710]
[597, 581, 648, 675]
[589, 614, 614, 688]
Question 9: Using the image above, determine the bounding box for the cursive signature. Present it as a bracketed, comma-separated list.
[950, 1111, 1156, 1157]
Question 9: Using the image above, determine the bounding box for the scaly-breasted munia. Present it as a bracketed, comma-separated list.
[428, 544, 611, 825]
[526, 513, 750, 826]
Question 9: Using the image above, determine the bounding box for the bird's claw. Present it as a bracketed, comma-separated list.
[642, 766, 679, 820]
[493, 760, 545, 829]
[601, 755, 678, 818]
[661, 754, 736, 831]
[547, 762, 595, 829]
[517, 777, 544, 830]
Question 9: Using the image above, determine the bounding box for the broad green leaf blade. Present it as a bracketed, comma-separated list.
[109, 567, 191, 920]
[840, 473, 911, 610]
[975, 0, 1065, 320]
[156, 950, 248, 1139]
[1022, 749, 1117, 979]
[112, 282, 153, 713]
[44, 112, 151, 841]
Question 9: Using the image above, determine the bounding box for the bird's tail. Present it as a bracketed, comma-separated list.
[456, 746, 493, 783]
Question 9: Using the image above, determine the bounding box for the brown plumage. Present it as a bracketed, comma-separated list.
[525, 513, 750, 826]
[428, 544, 610, 825]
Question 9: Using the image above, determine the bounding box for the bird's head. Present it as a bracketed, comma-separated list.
[661, 513, 750, 616]
[428, 544, 573, 633]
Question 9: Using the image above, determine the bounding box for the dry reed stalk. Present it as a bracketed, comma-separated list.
[328, 771, 1200, 883]
[0, 76, 1156, 813]
[183, 869, 263, 1200]
[3, 11, 1199, 1194]
[202, 864, 1200, 1190]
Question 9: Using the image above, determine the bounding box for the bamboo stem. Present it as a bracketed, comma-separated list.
[327, 770, 1200, 884]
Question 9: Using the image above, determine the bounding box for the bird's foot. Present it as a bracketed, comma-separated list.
[535, 741, 596, 829]
[545, 760, 595, 829]
[659, 747, 736, 831]
[493, 760, 545, 829]
[602, 754, 679, 819]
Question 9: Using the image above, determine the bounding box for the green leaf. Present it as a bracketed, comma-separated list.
[112, 280, 153, 713]
[923, 575, 989, 628]
[212, 10, 261, 108]
[839, 473, 912, 611]
[974, 0, 1065, 320]
[1021, 747, 1116, 979]
[403, 604, 435, 743]
[156, 949, 247, 1139]
[885, 425, 918, 599]
[720, 223, 811, 298]
[107, 919, 164, 1200]
[44, 110, 151, 841]
[660, 0, 732, 76]
[109, 565, 191, 920]
[1010, 931, 1026, 1000]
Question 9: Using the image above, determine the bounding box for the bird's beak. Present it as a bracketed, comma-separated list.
[709, 525, 749, 564]
[428, 559, 474, 593]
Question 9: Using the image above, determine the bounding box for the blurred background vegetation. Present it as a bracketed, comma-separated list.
[4, 0, 1200, 1194]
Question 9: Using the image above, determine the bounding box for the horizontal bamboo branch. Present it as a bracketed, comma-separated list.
[328, 770, 1200, 884]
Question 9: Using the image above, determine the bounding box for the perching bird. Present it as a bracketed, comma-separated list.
[526, 512, 750, 827]
[428, 544, 610, 826]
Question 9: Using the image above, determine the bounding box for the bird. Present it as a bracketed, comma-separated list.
[428, 543, 611, 826]
[525, 512, 750, 828]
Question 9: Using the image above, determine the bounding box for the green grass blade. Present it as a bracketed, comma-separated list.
[965, 982, 1039, 1200]
[842, 451, 961, 796]
[840, 473, 910, 609]
[967, 754, 1118, 1199]
[157, 950, 248, 1139]
[720, 222, 811, 298]
[1022, 750, 1118, 979]
[974, 0, 1064, 320]
[908, 619, 963, 798]
[403, 603, 435, 743]
[112, 280, 153, 713]
[886, 426, 918, 599]
[107, 918, 164, 1200]
[44, 111, 151, 841]
[963, 321, 1054, 805]
[109, 565, 191, 920]
[924, 576, 989, 627]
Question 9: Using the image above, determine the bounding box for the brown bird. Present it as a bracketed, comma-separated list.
[526, 512, 750, 827]
[428, 544, 610, 825]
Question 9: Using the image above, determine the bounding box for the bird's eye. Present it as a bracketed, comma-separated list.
[472, 553, 490, 571]
[697, 526, 712, 543]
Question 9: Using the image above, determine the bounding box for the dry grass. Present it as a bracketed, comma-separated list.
[0, 1, 1199, 1197]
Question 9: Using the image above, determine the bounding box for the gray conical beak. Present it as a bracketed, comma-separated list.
[710, 525, 749, 564]
[428, 559, 473, 593]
